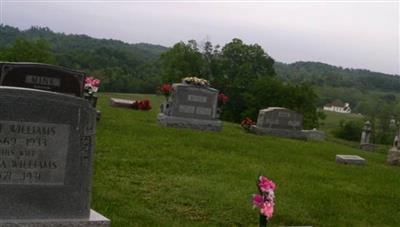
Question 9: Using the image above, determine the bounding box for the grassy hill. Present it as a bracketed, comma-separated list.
[91, 93, 399, 226]
[320, 110, 363, 135]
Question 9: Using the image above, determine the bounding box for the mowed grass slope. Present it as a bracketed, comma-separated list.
[91, 93, 399, 227]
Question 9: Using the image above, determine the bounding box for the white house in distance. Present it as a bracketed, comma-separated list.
[323, 100, 351, 114]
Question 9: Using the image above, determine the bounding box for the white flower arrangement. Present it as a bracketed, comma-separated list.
[182, 76, 210, 87]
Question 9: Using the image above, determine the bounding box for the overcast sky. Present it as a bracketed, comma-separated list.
[1, 0, 399, 75]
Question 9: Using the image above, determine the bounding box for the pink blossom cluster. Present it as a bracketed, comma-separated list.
[85, 77, 101, 88]
[252, 175, 276, 219]
[84, 77, 101, 95]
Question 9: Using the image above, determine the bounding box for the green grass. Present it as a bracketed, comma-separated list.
[320, 110, 363, 135]
[91, 93, 400, 227]
[320, 110, 391, 153]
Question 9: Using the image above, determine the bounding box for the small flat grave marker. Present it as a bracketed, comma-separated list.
[110, 98, 135, 108]
[336, 155, 365, 165]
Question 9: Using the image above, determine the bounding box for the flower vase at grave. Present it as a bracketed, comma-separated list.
[84, 94, 98, 108]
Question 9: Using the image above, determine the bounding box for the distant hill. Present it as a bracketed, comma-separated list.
[275, 61, 400, 93]
[0, 25, 167, 61]
[1, 25, 399, 103]
[0, 25, 168, 93]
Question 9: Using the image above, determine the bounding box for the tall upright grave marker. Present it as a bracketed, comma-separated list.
[387, 127, 400, 166]
[360, 121, 375, 152]
[157, 77, 222, 131]
[0, 66, 109, 225]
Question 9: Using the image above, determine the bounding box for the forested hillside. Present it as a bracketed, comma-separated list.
[0, 25, 167, 93]
[275, 61, 400, 92]
[0, 25, 399, 116]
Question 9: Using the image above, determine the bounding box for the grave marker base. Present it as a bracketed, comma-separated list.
[250, 125, 306, 140]
[0, 209, 110, 227]
[250, 125, 325, 140]
[157, 113, 222, 131]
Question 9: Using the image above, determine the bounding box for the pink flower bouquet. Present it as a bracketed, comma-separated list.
[252, 175, 276, 226]
[84, 77, 101, 96]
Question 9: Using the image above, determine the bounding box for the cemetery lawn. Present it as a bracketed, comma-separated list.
[92, 93, 400, 227]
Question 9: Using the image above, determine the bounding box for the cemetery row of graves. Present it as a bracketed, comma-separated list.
[0, 62, 399, 226]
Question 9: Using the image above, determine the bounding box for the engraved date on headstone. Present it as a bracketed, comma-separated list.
[0, 121, 69, 185]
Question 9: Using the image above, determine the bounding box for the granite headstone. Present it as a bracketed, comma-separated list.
[0, 62, 84, 97]
[157, 83, 222, 131]
[250, 107, 325, 140]
[0, 86, 109, 226]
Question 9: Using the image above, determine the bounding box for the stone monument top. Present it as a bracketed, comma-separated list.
[0, 62, 85, 97]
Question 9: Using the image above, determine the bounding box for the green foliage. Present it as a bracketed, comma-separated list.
[0, 38, 56, 64]
[238, 78, 320, 129]
[213, 38, 275, 88]
[92, 92, 400, 226]
[159, 38, 320, 128]
[159, 40, 205, 83]
[275, 61, 400, 92]
[0, 25, 167, 94]
[334, 120, 363, 142]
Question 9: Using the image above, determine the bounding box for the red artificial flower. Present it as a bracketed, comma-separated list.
[241, 118, 255, 127]
[136, 100, 152, 110]
[218, 92, 229, 105]
[160, 84, 173, 97]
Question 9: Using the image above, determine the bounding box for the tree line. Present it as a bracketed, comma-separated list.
[1, 25, 399, 133]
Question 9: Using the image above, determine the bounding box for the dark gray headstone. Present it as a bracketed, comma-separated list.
[250, 107, 325, 140]
[157, 83, 222, 131]
[170, 84, 218, 120]
[0, 86, 99, 220]
[256, 107, 303, 130]
[0, 62, 85, 97]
